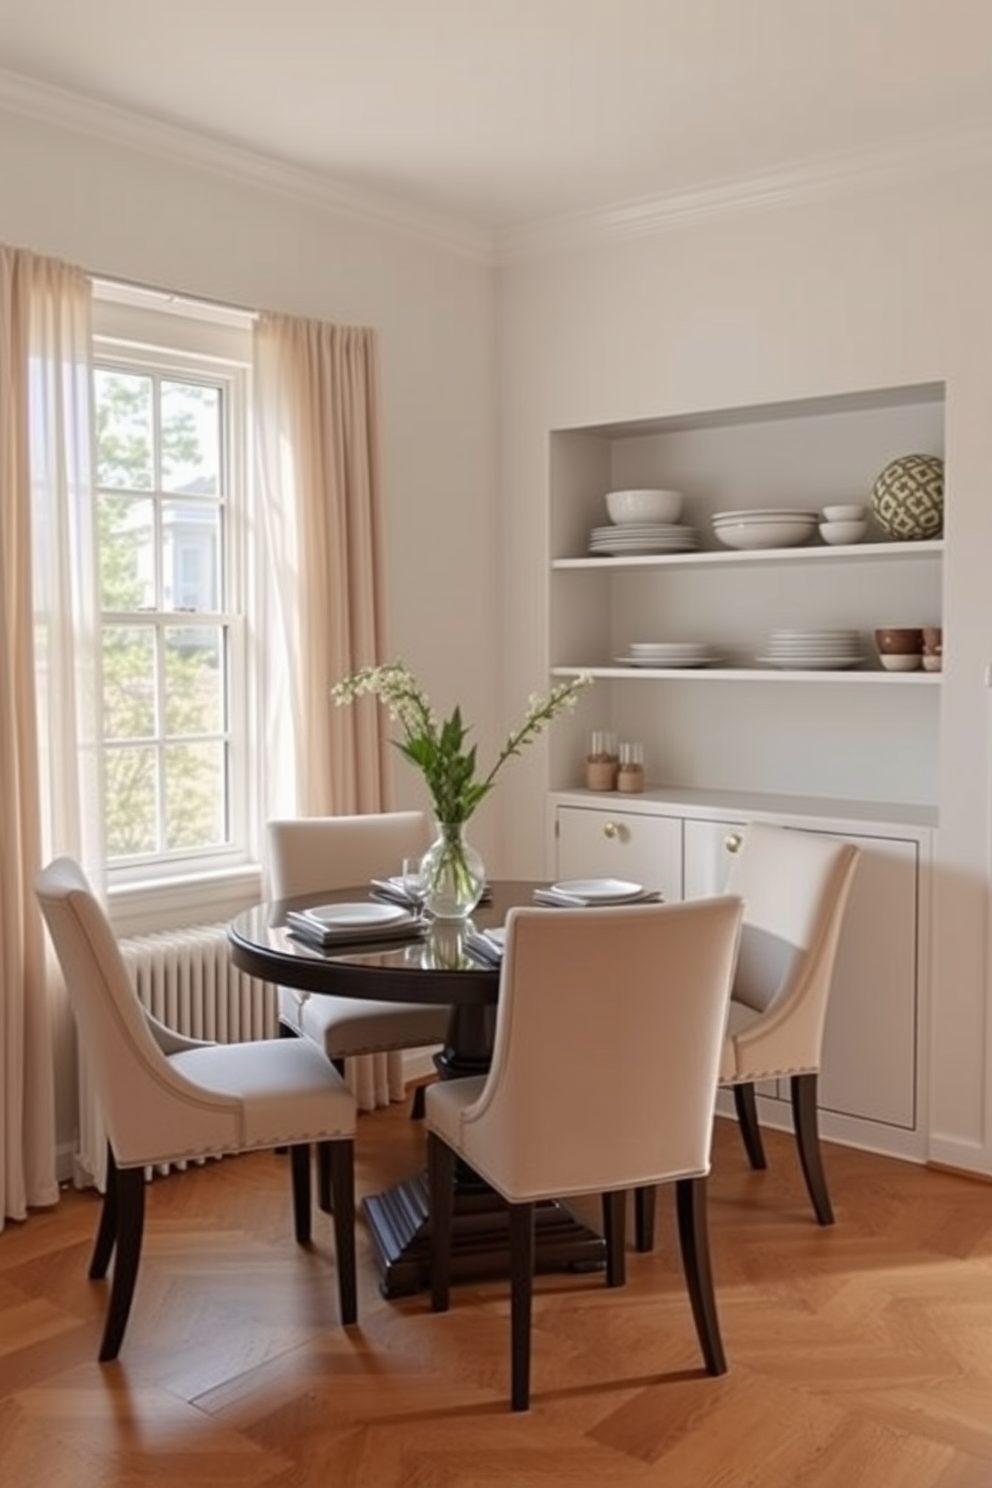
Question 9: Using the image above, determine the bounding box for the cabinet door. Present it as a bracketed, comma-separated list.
[683, 818, 919, 1130]
[554, 806, 682, 900]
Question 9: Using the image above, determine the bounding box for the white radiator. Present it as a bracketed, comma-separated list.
[75, 923, 277, 1191]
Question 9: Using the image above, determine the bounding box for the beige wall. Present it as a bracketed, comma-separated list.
[496, 164, 992, 1175]
[0, 107, 500, 1164]
[0, 107, 501, 852]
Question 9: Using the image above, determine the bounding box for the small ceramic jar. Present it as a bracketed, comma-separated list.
[617, 741, 644, 794]
[586, 730, 618, 790]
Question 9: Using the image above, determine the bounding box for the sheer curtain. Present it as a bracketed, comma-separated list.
[254, 314, 400, 1109]
[0, 246, 102, 1229]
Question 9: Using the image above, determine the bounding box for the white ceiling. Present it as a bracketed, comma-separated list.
[3, 0, 992, 249]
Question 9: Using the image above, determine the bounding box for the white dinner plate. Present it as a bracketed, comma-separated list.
[756, 656, 864, 670]
[298, 901, 410, 928]
[615, 655, 723, 668]
[551, 878, 644, 902]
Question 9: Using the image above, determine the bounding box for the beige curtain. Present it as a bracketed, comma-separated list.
[254, 314, 400, 1110]
[0, 246, 102, 1228]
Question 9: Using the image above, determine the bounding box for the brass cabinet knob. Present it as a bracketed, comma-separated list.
[724, 832, 743, 854]
[603, 820, 619, 840]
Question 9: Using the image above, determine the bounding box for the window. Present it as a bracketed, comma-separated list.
[92, 289, 253, 883]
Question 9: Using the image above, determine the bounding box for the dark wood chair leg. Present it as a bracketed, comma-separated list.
[317, 1142, 334, 1214]
[410, 1083, 426, 1120]
[428, 1131, 455, 1313]
[289, 1143, 312, 1244]
[328, 1139, 357, 1325]
[791, 1072, 834, 1225]
[98, 1163, 146, 1361]
[275, 1022, 298, 1156]
[675, 1175, 727, 1377]
[601, 1190, 626, 1287]
[509, 1201, 535, 1411]
[733, 1081, 767, 1170]
[634, 1184, 656, 1252]
[89, 1143, 120, 1279]
[318, 1061, 348, 1212]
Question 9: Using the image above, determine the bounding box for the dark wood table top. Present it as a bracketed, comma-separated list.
[228, 880, 540, 1007]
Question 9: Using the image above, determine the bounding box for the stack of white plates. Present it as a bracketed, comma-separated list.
[758, 629, 865, 670]
[589, 523, 699, 556]
[712, 509, 818, 550]
[615, 640, 722, 668]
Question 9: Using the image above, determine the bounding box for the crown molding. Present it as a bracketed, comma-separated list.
[496, 116, 992, 263]
[0, 67, 496, 264]
[5, 66, 992, 270]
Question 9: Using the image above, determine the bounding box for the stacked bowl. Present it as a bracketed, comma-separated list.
[712, 509, 818, 550]
[591, 488, 698, 556]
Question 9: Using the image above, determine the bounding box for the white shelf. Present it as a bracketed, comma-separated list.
[552, 539, 943, 572]
[553, 664, 940, 684]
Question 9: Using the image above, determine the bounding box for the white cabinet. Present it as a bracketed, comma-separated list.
[550, 796, 930, 1161]
[553, 803, 682, 900]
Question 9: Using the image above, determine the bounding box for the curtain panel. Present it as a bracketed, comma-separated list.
[254, 315, 402, 1109]
[0, 245, 102, 1227]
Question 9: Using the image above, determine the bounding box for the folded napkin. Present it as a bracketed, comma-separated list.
[532, 887, 664, 907]
[286, 906, 426, 948]
[465, 927, 506, 966]
[369, 878, 423, 909]
[370, 877, 494, 909]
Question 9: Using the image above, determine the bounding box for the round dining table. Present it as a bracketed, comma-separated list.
[228, 881, 607, 1296]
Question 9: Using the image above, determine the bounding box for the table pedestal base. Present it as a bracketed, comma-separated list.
[362, 1172, 608, 1298]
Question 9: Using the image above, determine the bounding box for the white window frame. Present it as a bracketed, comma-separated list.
[92, 285, 257, 898]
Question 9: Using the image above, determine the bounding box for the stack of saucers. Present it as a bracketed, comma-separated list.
[588, 522, 699, 556]
[615, 640, 722, 668]
[757, 629, 865, 670]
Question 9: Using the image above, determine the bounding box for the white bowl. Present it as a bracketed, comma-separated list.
[879, 653, 922, 672]
[714, 520, 817, 550]
[819, 520, 868, 545]
[606, 488, 683, 524]
[822, 504, 866, 523]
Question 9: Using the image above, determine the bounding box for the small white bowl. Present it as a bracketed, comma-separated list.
[822, 504, 866, 523]
[714, 520, 816, 550]
[879, 653, 922, 672]
[606, 488, 683, 524]
[819, 520, 868, 545]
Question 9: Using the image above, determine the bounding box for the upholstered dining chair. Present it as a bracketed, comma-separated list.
[636, 823, 861, 1250]
[267, 812, 450, 1202]
[35, 856, 358, 1362]
[425, 894, 744, 1411]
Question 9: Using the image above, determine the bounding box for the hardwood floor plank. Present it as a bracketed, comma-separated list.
[3, 1102, 992, 1484]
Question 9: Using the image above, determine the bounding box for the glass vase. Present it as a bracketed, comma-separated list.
[420, 821, 485, 920]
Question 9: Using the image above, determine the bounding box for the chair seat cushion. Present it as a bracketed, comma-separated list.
[170, 1037, 356, 1149]
[297, 995, 450, 1059]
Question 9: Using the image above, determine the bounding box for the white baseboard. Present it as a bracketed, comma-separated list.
[402, 1046, 441, 1085]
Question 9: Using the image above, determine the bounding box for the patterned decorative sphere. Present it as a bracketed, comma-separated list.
[870, 453, 944, 540]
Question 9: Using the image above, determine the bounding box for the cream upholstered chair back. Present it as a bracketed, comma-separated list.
[35, 856, 244, 1167]
[636, 826, 861, 1245]
[719, 823, 861, 1085]
[266, 811, 430, 900]
[265, 810, 446, 1147]
[36, 855, 358, 1360]
[450, 895, 744, 1201]
[425, 894, 744, 1410]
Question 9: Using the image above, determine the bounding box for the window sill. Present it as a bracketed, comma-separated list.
[108, 864, 263, 938]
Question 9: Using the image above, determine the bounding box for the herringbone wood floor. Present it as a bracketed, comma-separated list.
[3, 1091, 992, 1487]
